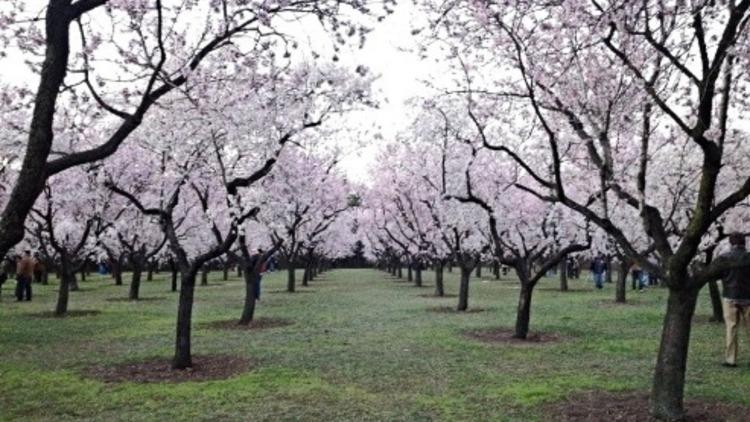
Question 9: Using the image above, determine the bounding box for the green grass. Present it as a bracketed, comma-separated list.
[0, 269, 748, 421]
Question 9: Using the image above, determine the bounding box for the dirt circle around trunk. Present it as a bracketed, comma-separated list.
[199, 317, 294, 331]
[82, 355, 253, 384]
[427, 306, 487, 314]
[464, 327, 564, 344]
[267, 289, 316, 294]
[29, 310, 102, 318]
[543, 391, 750, 421]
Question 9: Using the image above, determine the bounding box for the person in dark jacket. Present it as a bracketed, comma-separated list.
[590, 254, 607, 289]
[719, 233, 750, 367]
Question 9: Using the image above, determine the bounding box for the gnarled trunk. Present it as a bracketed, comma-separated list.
[200, 268, 209, 286]
[615, 260, 627, 303]
[650, 287, 699, 421]
[287, 263, 296, 292]
[239, 267, 259, 325]
[559, 259, 568, 292]
[55, 254, 73, 316]
[514, 282, 534, 339]
[457, 267, 471, 311]
[173, 271, 197, 369]
[434, 261, 444, 297]
[129, 267, 142, 300]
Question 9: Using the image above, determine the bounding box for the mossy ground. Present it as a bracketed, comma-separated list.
[0, 268, 748, 421]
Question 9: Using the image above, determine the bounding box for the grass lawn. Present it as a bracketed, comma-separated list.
[0, 268, 748, 421]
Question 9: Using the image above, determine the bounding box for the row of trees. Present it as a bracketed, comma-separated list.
[362, 1, 750, 419]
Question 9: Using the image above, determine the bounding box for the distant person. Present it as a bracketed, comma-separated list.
[590, 254, 607, 290]
[630, 263, 644, 291]
[15, 250, 36, 301]
[718, 233, 750, 368]
[33, 255, 45, 284]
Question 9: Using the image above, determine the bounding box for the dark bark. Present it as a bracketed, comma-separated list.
[287, 264, 296, 292]
[302, 265, 310, 287]
[475, 264, 482, 278]
[69, 273, 79, 291]
[55, 255, 73, 316]
[173, 271, 197, 369]
[650, 287, 700, 421]
[514, 283, 533, 339]
[559, 258, 569, 292]
[457, 267, 471, 311]
[415, 265, 422, 287]
[0, 3, 72, 260]
[615, 260, 627, 303]
[236, 265, 242, 277]
[222, 264, 229, 281]
[111, 258, 123, 286]
[200, 268, 209, 286]
[435, 261, 445, 297]
[407, 264, 413, 282]
[171, 268, 178, 292]
[129, 267, 142, 300]
[707, 281, 724, 322]
[493, 261, 500, 280]
[80, 267, 86, 282]
[397, 266, 403, 279]
[146, 261, 154, 281]
[239, 268, 259, 325]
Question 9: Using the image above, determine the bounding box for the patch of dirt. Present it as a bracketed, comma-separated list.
[418, 294, 459, 299]
[105, 297, 166, 302]
[199, 317, 293, 331]
[83, 355, 252, 384]
[464, 328, 564, 344]
[543, 391, 750, 421]
[29, 310, 102, 318]
[427, 306, 487, 314]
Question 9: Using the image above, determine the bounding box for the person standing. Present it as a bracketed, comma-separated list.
[719, 233, 750, 367]
[630, 263, 644, 291]
[590, 254, 607, 290]
[15, 250, 35, 301]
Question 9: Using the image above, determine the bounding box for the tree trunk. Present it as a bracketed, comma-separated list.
[173, 271, 196, 369]
[514, 283, 534, 339]
[650, 287, 700, 421]
[129, 266, 142, 300]
[200, 268, 208, 286]
[222, 264, 229, 281]
[475, 264, 482, 278]
[171, 268, 178, 292]
[615, 260, 627, 303]
[397, 266, 403, 279]
[407, 264, 413, 282]
[707, 281, 723, 323]
[55, 257, 73, 316]
[287, 264, 296, 292]
[302, 265, 310, 287]
[493, 261, 500, 280]
[146, 261, 154, 281]
[435, 261, 445, 297]
[112, 260, 123, 286]
[457, 267, 471, 311]
[236, 265, 242, 277]
[239, 267, 259, 325]
[559, 259, 569, 292]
